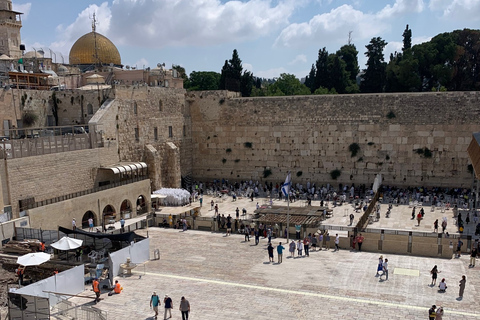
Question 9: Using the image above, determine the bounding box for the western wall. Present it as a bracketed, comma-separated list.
[189, 90, 480, 188]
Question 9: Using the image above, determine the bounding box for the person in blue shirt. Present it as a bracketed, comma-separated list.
[277, 242, 285, 264]
[150, 291, 160, 319]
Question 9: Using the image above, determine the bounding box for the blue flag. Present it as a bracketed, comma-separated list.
[281, 172, 291, 197]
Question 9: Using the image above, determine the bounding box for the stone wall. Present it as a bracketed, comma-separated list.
[189, 91, 480, 188]
[114, 86, 191, 188]
[5, 141, 119, 217]
[0, 88, 110, 130]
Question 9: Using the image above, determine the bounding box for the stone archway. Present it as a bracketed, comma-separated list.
[136, 195, 146, 214]
[102, 204, 116, 227]
[81, 210, 96, 228]
[120, 199, 132, 218]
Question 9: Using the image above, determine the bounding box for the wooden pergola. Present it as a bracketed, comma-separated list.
[8, 72, 51, 90]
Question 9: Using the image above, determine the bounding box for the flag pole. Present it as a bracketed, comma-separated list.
[287, 191, 290, 243]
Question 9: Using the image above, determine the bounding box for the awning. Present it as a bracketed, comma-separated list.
[58, 226, 145, 243]
[100, 162, 147, 175]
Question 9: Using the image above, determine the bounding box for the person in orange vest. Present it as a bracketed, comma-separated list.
[53, 268, 59, 275]
[40, 242, 45, 252]
[109, 280, 122, 296]
[92, 278, 100, 303]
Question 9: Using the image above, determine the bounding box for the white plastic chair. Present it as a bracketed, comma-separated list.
[88, 251, 98, 264]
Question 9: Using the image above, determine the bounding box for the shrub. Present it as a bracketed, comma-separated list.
[22, 110, 38, 127]
[386, 155, 390, 160]
[367, 142, 375, 146]
[219, 97, 225, 104]
[357, 157, 363, 162]
[234, 159, 240, 163]
[244, 142, 253, 148]
[226, 148, 232, 153]
[386, 111, 396, 119]
[330, 169, 341, 180]
[263, 168, 272, 178]
[296, 171, 303, 177]
[222, 158, 227, 164]
[467, 164, 474, 174]
[349, 143, 360, 157]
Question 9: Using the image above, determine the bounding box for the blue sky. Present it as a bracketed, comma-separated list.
[13, 0, 480, 79]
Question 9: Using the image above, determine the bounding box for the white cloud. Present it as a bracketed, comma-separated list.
[275, 5, 387, 48]
[377, 0, 425, 19]
[275, 0, 425, 48]
[243, 63, 253, 73]
[13, 3, 31, 19]
[108, 0, 296, 48]
[433, 0, 480, 21]
[412, 35, 432, 45]
[130, 58, 149, 69]
[289, 54, 307, 65]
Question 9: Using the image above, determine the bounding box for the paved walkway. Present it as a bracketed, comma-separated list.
[69, 228, 480, 320]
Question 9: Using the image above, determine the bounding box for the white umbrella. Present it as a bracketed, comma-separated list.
[51, 236, 83, 250]
[16, 252, 51, 266]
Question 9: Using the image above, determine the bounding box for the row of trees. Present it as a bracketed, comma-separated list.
[183, 27, 480, 96]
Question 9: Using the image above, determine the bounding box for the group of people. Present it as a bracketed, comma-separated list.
[430, 265, 467, 299]
[150, 292, 191, 320]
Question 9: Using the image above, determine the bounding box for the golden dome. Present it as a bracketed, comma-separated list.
[69, 32, 121, 66]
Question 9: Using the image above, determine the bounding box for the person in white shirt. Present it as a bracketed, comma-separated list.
[334, 234, 340, 251]
[72, 218, 76, 230]
[297, 240, 304, 256]
[381, 259, 389, 280]
[438, 278, 447, 292]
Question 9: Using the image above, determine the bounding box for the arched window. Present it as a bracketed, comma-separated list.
[87, 103, 93, 115]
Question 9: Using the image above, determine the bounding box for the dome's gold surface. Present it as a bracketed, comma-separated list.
[69, 32, 121, 65]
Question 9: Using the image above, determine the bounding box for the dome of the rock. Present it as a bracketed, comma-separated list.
[69, 32, 121, 66]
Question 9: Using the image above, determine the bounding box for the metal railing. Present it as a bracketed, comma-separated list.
[26, 176, 148, 210]
[51, 298, 107, 320]
[0, 131, 103, 159]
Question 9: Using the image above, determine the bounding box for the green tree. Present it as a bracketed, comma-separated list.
[304, 64, 316, 93]
[240, 70, 254, 97]
[314, 48, 329, 91]
[327, 54, 350, 94]
[266, 74, 310, 96]
[184, 71, 220, 91]
[338, 44, 359, 82]
[219, 49, 243, 92]
[402, 24, 412, 52]
[361, 37, 388, 93]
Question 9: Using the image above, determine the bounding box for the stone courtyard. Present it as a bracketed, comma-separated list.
[68, 195, 480, 320]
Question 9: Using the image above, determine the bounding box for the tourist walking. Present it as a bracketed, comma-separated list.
[436, 306, 444, 320]
[267, 243, 274, 262]
[456, 239, 463, 258]
[417, 212, 422, 226]
[88, 217, 94, 232]
[150, 291, 160, 319]
[244, 225, 250, 241]
[179, 296, 190, 320]
[334, 234, 340, 251]
[254, 229, 260, 245]
[376, 256, 383, 276]
[297, 240, 304, 257]
[295, 224, 301, 239]
[428, 305, 437, 320]
[441, 218, 447, 233]
[433, 219, 439, 232]
[356, 233, 364, 251]
[289, 240, 296, 258]
[226, 219, 232, 236]
[277, 242, 285, 263]
[349, 213, 354, 226]
[458, 275, 466, 299]
[431, 265, 441, 286]
[325, 233, 331, 250]
[304, 236, 310, 256]
[381, 259, 389, 280]
[470, 246, 477, 267]
[164, 294, 173, 319]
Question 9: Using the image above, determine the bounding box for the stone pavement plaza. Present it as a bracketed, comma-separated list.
[70, 226, 480, 320]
